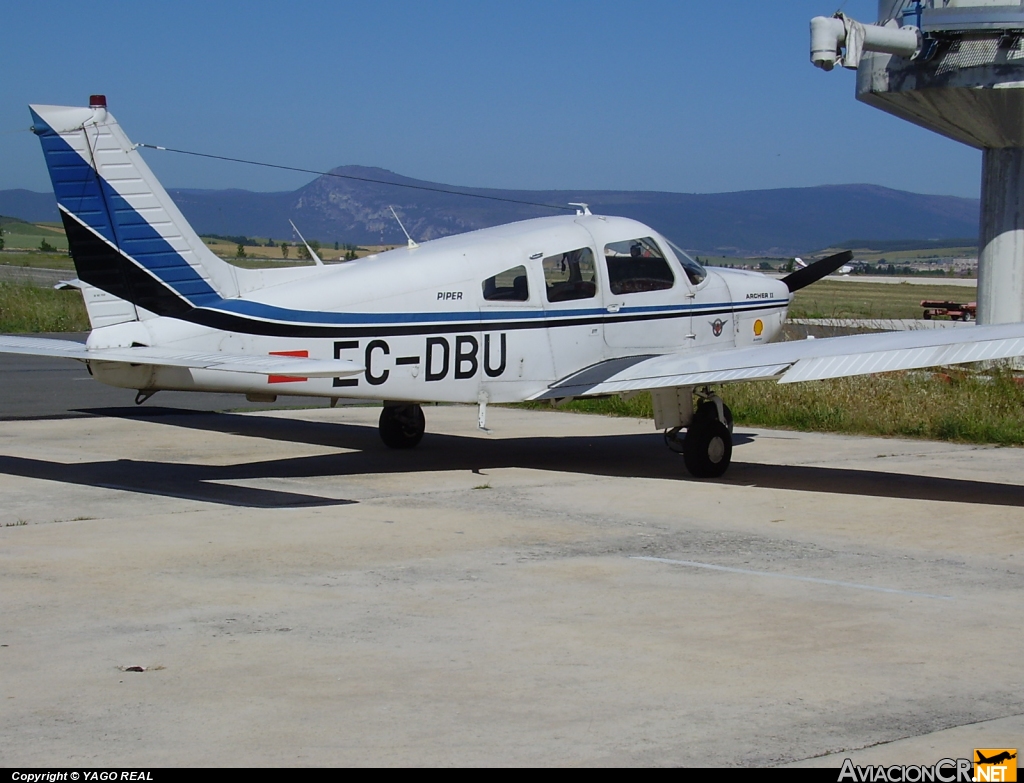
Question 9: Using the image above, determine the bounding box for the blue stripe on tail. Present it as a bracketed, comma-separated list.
[31, 109, 220, 306]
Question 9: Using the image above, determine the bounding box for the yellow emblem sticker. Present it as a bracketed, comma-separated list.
[975, 749, 1017, 782]
[753, 319, 764, 337]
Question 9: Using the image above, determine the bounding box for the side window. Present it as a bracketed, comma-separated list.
[604, 237, 676, 295]
[543, 247, 597, 303]
[667, 240, 707, 286]
[482, 265, 529, 302]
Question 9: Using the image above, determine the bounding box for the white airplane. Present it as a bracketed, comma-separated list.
[795, 257, 853, 276]
[4, 97, 1024, 479]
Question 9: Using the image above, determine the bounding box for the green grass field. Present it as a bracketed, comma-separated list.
[0, 220, 69, 252]
[0, 251, 75, 270]
[0, 218, 386, 269]
[521, 368, 1024, 446]
[204, 240, 397, 264]
[694, 245, 976, 269]
[789, 280, 976, 320]
[820, 244, 977, 263]
[0, 282, 89, 333]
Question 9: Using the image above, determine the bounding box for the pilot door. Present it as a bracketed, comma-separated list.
[587, 232, 695, 352]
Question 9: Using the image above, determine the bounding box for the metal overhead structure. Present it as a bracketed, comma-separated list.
[810, 0, 1024, 325]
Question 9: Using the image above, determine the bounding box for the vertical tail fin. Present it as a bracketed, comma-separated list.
[30, 98, 241, 327]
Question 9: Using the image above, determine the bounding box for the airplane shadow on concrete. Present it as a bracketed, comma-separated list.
[1, 405, 1022, 509]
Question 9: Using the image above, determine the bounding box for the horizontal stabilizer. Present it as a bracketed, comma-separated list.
[0, 335, 94, 360]
[534, 322, 1024, 399]
[0, 336, 363, 378]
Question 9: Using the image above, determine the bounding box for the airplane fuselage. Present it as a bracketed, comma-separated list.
[83, 215, 792, 404]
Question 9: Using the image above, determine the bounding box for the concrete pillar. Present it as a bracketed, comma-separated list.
[978, 147, 1024, 325]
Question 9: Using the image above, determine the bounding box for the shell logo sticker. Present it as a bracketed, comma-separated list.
[753, 319, 764, 337]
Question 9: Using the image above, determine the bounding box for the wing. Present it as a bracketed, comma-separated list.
[534, 323, 1024, 399]
[0, 335, 364, 378]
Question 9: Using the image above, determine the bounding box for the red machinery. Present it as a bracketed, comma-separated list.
[921, 300, 977, 321]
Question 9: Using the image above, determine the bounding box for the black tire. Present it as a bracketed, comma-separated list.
[379, 404, 425, 449]
[695, 400, 734, 434]
[682, 418, 732, 478]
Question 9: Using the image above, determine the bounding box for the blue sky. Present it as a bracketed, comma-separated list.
[0, 0, 982, 197]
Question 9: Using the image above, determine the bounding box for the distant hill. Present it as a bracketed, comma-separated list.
[831, 237, 977, 252]
[0, 191, 60, 224]
[0, 170, 981, 256]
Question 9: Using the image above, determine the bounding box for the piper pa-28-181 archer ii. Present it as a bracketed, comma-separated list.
[5, 97, 1024, 478]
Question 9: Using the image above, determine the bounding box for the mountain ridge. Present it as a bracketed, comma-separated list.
[0, 169, 980, 256]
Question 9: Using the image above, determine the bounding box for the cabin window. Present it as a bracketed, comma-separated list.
[666, 238, 707, 286]
[604, 237, 676, 295]
[543, 247, 597, 302]
[482, 265, 529, 301]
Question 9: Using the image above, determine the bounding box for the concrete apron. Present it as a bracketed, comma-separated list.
[0, 405, 1022, 766]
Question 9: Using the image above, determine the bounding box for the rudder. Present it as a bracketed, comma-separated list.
[30, 97, 241, 326]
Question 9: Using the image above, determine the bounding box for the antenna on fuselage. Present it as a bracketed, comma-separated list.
[569, 202, 592, 216]
[288, 219, 324, 266]
[389, 206, 419, 249]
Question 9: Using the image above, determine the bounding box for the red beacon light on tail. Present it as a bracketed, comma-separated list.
[89, 95, 107, 109]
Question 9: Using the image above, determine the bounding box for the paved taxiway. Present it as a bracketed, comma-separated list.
[0, 389, 1022, 765]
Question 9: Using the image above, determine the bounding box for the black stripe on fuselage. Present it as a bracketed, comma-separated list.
[182, 302, 783, 339]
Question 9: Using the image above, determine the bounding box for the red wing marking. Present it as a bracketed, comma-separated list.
[268, 350, 309, 384]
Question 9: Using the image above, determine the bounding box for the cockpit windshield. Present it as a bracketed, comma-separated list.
[665, 238, 707, 286]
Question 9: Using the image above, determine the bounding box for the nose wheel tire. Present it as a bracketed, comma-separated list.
[379, 404, 425, 449]
[682, 417, 732, 478]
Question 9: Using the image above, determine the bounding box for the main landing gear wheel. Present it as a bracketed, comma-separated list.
[682, 417, 732, 479]
[379, 404, 425, 449]
[695, 399, 734, 435]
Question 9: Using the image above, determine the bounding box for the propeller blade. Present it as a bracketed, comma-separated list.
[782, 250, 854, 293]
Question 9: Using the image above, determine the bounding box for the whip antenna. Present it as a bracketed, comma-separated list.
[288, 220, 324, 266]
[389, 206, 419, 249]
